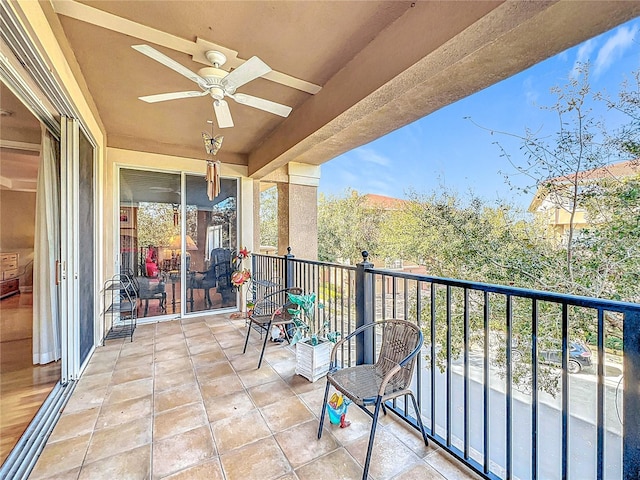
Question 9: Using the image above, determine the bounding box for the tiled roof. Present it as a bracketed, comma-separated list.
[547, 159, 640, 183]
[362, 193, 407, 210]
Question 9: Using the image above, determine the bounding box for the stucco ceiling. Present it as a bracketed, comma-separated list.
[41, 1, 640, 179]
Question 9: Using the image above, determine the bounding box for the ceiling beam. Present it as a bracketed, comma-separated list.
[247, 0, 640, 178]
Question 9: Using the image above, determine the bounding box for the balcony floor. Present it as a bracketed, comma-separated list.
[29, 314, 482, 480]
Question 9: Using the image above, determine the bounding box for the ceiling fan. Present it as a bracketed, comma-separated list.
[132, 44, 293, 128]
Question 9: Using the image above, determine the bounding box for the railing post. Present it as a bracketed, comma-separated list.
[284, 246, 294, 289]
[356, 251, 374, 365]
[624, 309, 640, 479]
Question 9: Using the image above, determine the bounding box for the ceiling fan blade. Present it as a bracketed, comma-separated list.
[132, 44, 207, 88]
[214, 100, 234, 128]
[139, 91, 208, 103]
[231, 93, 292, 117]
[223, 56, 271, 90]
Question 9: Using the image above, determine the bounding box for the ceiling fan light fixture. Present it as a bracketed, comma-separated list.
[209, 86, 225, 101]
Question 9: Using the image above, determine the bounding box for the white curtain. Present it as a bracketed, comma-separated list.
[33, 127, 61, 364]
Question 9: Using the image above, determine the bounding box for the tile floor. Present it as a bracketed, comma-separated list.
[28, 314, 482, 480]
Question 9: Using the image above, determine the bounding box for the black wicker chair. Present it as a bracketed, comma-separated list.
[242, 287, 302, 368]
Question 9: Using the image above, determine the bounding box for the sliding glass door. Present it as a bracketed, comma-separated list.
[119, 169, 238, 319]
[185, 174, 237, 314]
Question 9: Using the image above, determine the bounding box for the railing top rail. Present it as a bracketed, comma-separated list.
[367, 266, 640, 313]
[253, 253, 357, 272]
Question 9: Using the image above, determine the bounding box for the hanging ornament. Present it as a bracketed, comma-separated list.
[202, 122, 224, 201]
[206, 160, 221, 201]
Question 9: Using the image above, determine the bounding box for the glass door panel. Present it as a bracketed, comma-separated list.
[119, 169, 181, 318]
[185, 174, 237, 313]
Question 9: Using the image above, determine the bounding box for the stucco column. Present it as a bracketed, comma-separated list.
[277, 162, 319, 260]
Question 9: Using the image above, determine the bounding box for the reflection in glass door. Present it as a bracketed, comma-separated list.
[119, 170, 238, 318]
[119, 169, 181, 319]
[185, 174, 237, 314]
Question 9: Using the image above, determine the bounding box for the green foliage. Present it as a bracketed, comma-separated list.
[287, 292, 340, 346]
[137, 203, 180, 247]
[260, 187, 278, 249]
[317, 189, 386, 264]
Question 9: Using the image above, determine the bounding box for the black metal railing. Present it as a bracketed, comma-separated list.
[252, 250, 640, 480]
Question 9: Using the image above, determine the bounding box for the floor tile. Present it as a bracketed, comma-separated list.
[424, 450, 483, 480]
[29, 433, 91, 479]
[191, 350, 227, 370]
[105, 377, 153, 405]
[211, 408, 271, 453]
[85, 417, 152, 464]
[219, 437, 290, 480]
[154, 402, 208, 440]
[110, 363, 153, 386]
[78, 444, 151, 480]
[155, 369, 196, 392]
[195, 359, 234, 379]
[154, 382, 202, 413]
[237, 364, 281, 388]
[275, 420, 339, 468]
[261, 396, 314, 433]
[62, 386, 108, 414]
[34, 467, 81, 480]
[204, 390, 255, 423]
[294, 447, 362, 480]
[345, 428, 422, 479]
[384, 417, 434, 458]
[162, 459, 225, 480]
[152, 425, 216, 478]
[199, 373, 245, 399]
[48, 407, 100, 443]
[391, 462, 447, 480]
[247, 378, 296, 408]
[73, 372, 112, 393]
[154, 346, 190, 362]
[119, 342, 154, 358]
[116, 352, 154, 370]
[95, 395, 153, 430]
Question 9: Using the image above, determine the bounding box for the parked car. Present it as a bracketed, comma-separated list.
[539, 340, 593, 374]
[513, 340, 593, 374]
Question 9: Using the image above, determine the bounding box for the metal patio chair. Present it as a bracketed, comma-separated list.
[242, 286, 303, 368]
[317, 319, 428, 480]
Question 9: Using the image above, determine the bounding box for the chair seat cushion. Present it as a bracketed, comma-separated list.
[328, 365, 405, 406]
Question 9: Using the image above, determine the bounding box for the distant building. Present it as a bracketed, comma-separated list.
[528, 160, 640, 241]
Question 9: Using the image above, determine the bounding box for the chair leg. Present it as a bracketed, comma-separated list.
[242, 322, 252, 354]
[318, 380, 331, 439]
[257, 322, 271, 369]
[363, 397, 383, 480]
[409, 393, 429, 446]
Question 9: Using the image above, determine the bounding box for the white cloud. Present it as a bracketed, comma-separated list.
[570, 38, 596, 77]
[355, 147, 391, 167]
[594, 24, 639, 77]
[522, 76, 539, 105]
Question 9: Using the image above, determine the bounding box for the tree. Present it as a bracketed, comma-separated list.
[317, 189, 386, 264]
[260, 187, 278, 249]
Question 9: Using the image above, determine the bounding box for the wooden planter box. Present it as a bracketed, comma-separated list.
[295, 339, 332, 382]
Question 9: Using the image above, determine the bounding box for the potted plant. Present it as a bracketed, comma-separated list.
[287, 292, 340, 382]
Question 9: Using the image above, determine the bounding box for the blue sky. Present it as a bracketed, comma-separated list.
[319, 18, 640, 209]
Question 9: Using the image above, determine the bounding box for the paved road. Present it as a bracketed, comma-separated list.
[417, 352, 623, 479]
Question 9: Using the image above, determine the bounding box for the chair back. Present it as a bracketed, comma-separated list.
[375, 320, 423, 390]
[253, 287, 302, 318]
